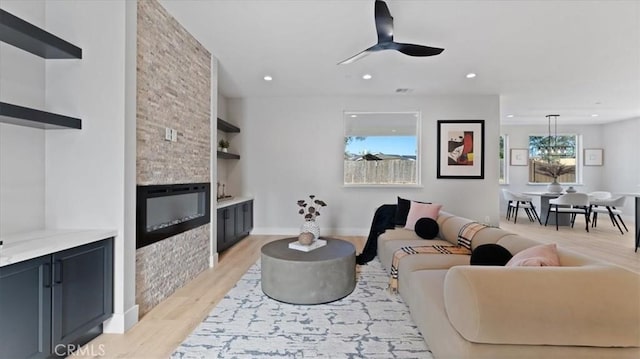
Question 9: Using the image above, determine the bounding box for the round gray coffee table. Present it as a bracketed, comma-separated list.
[261, 237, 356, 304]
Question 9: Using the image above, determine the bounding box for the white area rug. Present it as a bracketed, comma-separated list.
[172, 258, 432, 358]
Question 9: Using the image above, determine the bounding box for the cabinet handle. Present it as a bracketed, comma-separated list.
[54, 260, 63, 284]
[43, 263, 51, 288]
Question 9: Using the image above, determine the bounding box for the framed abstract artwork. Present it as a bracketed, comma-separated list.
[584, 148, 603, 166]
[510, 148, 528, 166]
[437, 120, 485, 179]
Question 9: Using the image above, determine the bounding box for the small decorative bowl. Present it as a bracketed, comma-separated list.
[298, 232, 314, 245]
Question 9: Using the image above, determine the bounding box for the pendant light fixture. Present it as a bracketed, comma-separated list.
[540, 114, 568, 159]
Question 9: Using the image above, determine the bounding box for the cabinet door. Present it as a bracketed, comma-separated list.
[235, 204, 245, 238]
[51, 239, 113, 352]
[223, 207, 235, 250]
[216, 208, 226, 252]
[0, 256, 52, 359]
[243, 201, 254, 235]
[217, 207, 235, 252]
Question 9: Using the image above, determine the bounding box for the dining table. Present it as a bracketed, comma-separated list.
[524, 191, 640, 252]
[522, 192, 571, 226]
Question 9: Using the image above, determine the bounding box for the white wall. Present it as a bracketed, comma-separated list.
[216, 93, 230, 190]
[0, 1, 46, 236]
[601, 117, 640, 218]
[43, 0, 136, 332]
[228, 95, 501, 235]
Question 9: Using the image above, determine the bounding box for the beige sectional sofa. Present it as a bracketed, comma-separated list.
[377, 210, 640, 359]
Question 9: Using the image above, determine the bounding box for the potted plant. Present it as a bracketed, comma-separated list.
[218, 139, 230, 152]
[535, 162, 575, 193]
[297, 195, 327, 242]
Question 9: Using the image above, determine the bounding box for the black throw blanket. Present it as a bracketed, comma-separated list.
[356, 204, 397, 265]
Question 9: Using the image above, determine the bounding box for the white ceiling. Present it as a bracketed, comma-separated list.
[159, 0, 640, 125]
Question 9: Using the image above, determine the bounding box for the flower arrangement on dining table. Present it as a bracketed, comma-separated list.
[297, 195, 327, 221]
[534, 161, 575, 180]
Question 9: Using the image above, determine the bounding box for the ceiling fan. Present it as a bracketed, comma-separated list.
[339, 0, 444, 65]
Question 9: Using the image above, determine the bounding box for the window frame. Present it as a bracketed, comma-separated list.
[499, 134, 509, 185]
[343, 111, 422, 187]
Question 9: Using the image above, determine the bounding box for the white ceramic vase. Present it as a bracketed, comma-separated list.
[300, 220, 320, 241]
[547, 179, 563, 193]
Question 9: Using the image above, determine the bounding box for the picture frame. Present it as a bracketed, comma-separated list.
[437, 120, 484, 179]
[584, 148, 603, 166]
[510, 148, 528, 166]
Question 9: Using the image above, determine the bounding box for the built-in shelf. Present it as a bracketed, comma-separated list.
[217, 151, 240, 160]
[0, 10, 82, 130]
[0, 102, 81, 129]
[0, 9, 82, 59]
[217, 118, 240, 133]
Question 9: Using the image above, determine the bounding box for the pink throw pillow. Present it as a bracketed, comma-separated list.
[506, 243, 560, 267]
[404, 202, 442, 230]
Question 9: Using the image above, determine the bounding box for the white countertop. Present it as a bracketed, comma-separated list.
[216, 196, 253, 209]
[0, 229, 117, 268]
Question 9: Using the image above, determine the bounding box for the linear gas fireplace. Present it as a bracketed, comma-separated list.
[136, 183, 210, 249]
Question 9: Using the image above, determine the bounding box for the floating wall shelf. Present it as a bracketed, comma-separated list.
[0, 102, 81, 129]
[217, 151, 240, 160]
[217, 118, 240, 133]
[0, 9, 82, 59]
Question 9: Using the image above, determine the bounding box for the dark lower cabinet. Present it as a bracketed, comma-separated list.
[0, 256, 52, 358]
[0, 238, 113, 358]
[217, 200, 253, 252]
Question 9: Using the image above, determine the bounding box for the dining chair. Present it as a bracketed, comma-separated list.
[588, 191, 612, 200]
[544, 193, 591, 231]
[590, 195, 628, 234]
[502, 189, 541, 224]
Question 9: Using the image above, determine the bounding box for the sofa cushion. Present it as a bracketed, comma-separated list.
[470, 244, 512, 266]
[377, 228, 467, 271]
[415, 217, 439, 239]
[407, 268, 640, 359]
[395, 196, 431, 226]
[444, 265, 640, 347]
[405, 202, 442, 230]
[506, 243, 560, 267]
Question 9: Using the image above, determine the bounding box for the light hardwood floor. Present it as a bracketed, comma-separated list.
[78, 223, 638, 358]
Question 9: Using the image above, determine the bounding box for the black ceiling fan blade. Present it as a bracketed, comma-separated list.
[337, 44, 383, 65]
[339, 0, 444, 64]
[392, 42, 444, 57]
[375, 0, 394, 43]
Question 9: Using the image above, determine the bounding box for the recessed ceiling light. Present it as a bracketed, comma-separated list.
[350, 114, 357, 118]
[263, 75, 273, 81]
[362, 74, 372, 80]
[591, 114, 599, 117]
[466, 73, 476, 79]
[506, 114, 514, 118]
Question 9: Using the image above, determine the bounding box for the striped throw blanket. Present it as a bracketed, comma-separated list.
[457, 221, 489, 250]
[389, 245, 471, 292]
[388, 221, 490, 292]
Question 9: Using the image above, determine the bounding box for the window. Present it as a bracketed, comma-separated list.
[499, 135, 508, 184]
[344, 112, 420, 185]
[528, 134, 578, 183]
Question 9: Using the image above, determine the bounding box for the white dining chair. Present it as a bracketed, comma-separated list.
[502, 189, 541, 224]
[588, 191, 612, 201]
[590, 195, 628, 234]
[544, 193, 591, 231]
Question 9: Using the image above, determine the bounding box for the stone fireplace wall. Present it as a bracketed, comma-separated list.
[136, 0, 212, 317]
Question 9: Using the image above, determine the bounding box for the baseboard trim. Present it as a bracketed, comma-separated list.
[103, 304, 139, 333]
[209, 252, 219, 268]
